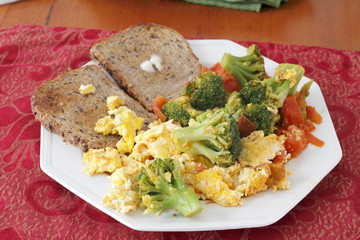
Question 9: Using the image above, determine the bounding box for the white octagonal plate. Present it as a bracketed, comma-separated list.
[40, 40, 342, 232]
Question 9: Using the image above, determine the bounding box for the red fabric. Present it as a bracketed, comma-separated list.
[0, 24, 359, 239]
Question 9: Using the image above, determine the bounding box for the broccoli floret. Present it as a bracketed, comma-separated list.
[161, 96, 192, 127]
[239, 80, 270, 105]
[161, 96, 204, 127]
[172, 108, 241, 167]
[182, 81, 196, 96]
[220, 44, 265, 88]
[138, 158, 203, 217]
[182, 71, 226, 111]
[266, 63, 305, 108]
[242, 103, 279, 135]
[237, 63, 305, 109]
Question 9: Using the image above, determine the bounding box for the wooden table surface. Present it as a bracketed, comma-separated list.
[0, 0, 359, 51]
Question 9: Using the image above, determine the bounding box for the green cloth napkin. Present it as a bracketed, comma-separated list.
[182, 0, 288, 11]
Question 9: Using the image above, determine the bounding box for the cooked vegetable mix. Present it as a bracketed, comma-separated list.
[85, 44, 324, 217]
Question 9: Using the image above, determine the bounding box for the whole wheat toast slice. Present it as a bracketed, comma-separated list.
[90, 23, 202, 112]
[31, 65, 155, 152]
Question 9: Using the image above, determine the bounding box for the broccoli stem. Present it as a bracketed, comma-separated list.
[153, 172, 202, 217]
[167, 189, 203, 217]
[172, 111, 222, 144]
[220, 44, 265, 88]
[298, 79, 314, 118]
[192, 141, 228, 159]
[269, 79, 291, 108]
[221, 53, 255, 88]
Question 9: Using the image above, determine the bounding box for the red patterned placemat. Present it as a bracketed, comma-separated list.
[0, 25, 359, 239]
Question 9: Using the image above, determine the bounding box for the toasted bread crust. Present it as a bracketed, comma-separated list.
[31, 65, 155, 152]
[90, 23, 201, 112]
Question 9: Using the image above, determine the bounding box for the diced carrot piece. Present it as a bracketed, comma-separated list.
[304, 120, 316, 132]
[153, 96, 168, 122]
[304, 130, 325, 147]
[201, 65, 209, 74]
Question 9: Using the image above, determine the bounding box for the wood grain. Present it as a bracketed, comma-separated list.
[0, 0, 359, 50]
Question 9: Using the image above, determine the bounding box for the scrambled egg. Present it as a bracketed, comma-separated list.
[267, 163, 291, 191]
[84, 97, 292, 215]
[239, 131, 287, 168]
[94, 96, 144, 154]
[94, 116, 117, 135]
[130, 120, 180, 162]
[83, 147, 121, 176]
[236, 165, 271, 197]
[107, 95, 125, 110]
[102, 155, 145, 213]
[102, 166, 139, 214]
[113, 107, 143, 154]
[195, 169, 242, 207]
[79, 84, 96, 94]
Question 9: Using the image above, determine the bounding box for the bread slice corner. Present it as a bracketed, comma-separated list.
[90, 23, 202, 112]
[31, 65, 155, 152]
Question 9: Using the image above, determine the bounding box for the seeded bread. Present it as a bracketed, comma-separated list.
[90, 23, 202, 112]
[31, 65, 155, 152]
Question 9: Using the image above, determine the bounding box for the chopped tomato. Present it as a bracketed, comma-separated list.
[209, 62, 241, 92]
[273, 150, 286, 163]
[223, 78, 242, 93]
[237, 115, 257, 138]
[152, 96, 168, 122]
[306, 106, 322, 124]
[281, 95, 305, 128]
[283, 125, 308, 158]
[278, 96, 324, 157]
